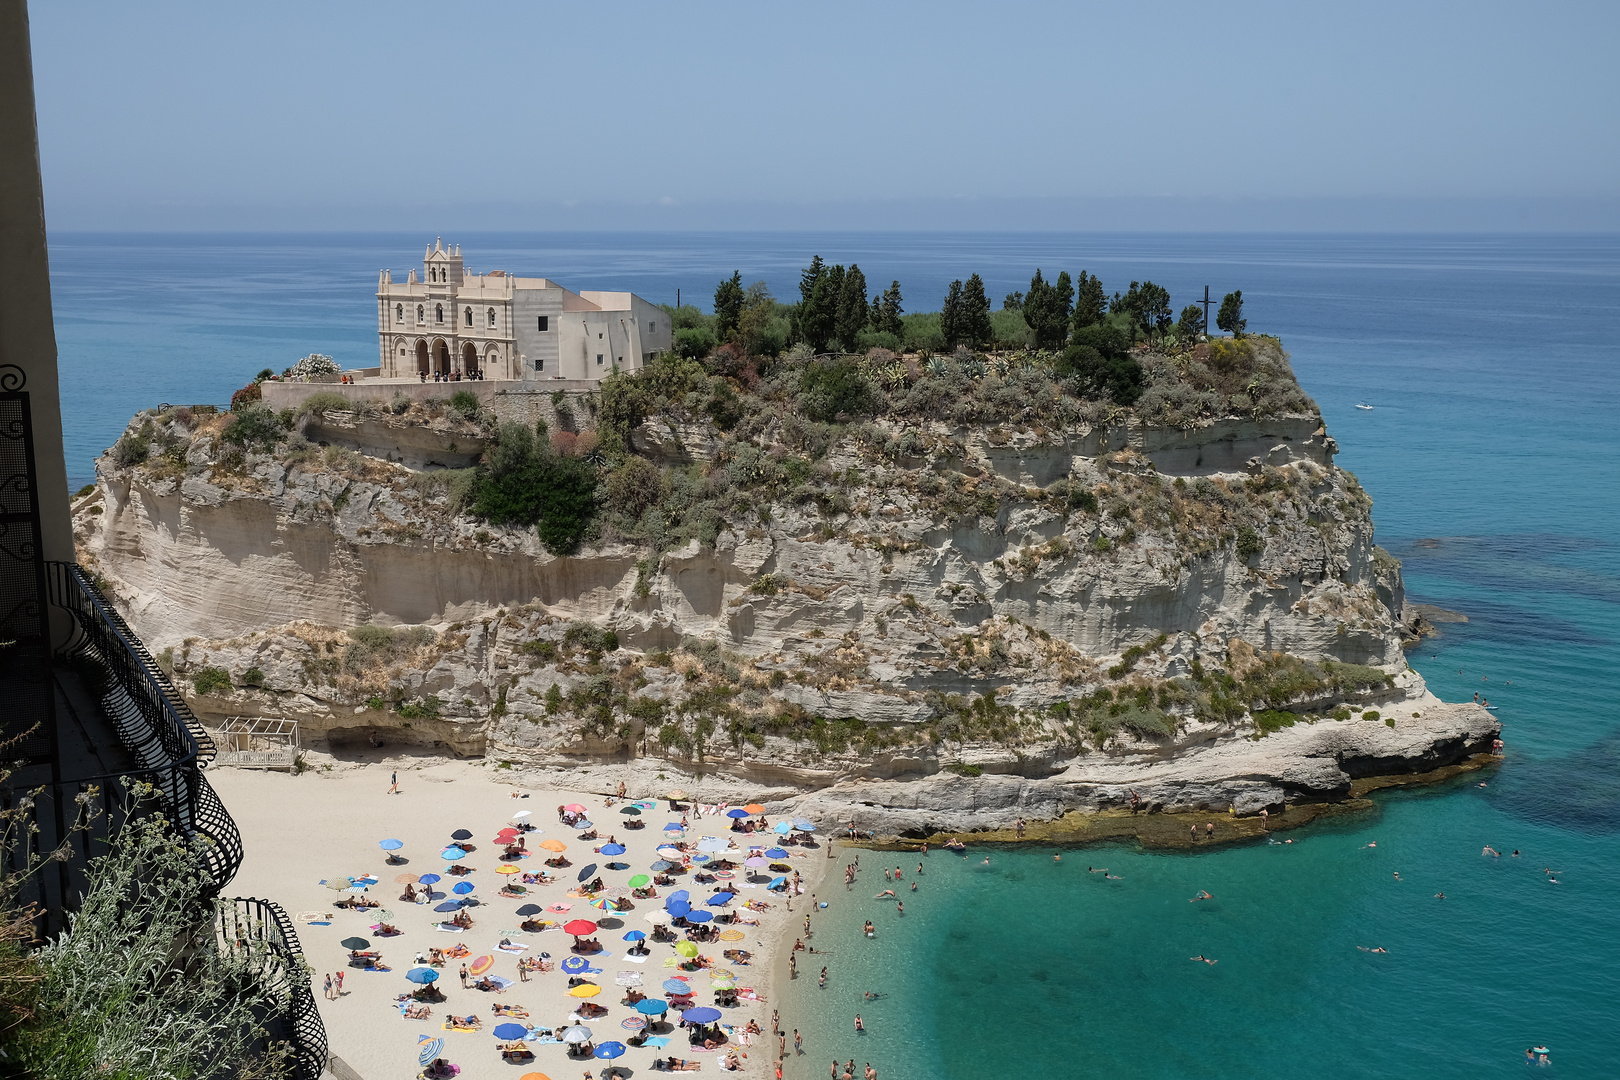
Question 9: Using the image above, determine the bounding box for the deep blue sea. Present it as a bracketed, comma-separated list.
[49, 233, 1620, 1076]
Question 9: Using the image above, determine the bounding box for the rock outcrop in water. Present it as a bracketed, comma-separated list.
[74, 337, 1497, 827]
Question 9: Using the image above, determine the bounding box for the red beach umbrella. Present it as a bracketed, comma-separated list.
[563, 919, 598, 937]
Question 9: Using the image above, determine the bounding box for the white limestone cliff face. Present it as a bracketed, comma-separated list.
[74, 401, 1493, 817]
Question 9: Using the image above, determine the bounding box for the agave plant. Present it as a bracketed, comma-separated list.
[926, 356, 948, 377]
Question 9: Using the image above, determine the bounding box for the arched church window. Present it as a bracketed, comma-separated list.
[396, 304, 403, 321]
[436, 304, 444, 323]
[487, 308, 496, 327]
[417, 305, 424, 323]
[465, 307, 473, 327]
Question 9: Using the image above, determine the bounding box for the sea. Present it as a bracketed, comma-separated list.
[49, 232, 1620, 1077]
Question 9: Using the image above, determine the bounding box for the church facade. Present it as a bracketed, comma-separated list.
[376, 239, 672, 381]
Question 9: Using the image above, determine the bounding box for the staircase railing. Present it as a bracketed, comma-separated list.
[217, 897, 329, 1080]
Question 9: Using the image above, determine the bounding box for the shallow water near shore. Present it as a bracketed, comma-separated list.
[49, 232, 1620, 1075]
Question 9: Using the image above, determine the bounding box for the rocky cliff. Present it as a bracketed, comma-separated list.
[74, 339, 1496, 825]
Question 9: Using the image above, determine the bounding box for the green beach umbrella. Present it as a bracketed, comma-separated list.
[628, 874, 650, 888]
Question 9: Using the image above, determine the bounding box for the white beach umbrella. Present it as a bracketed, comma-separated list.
[562, 1026, 593, 1044]
[696, 837, 730, 853]
[643, 909, 672, 924]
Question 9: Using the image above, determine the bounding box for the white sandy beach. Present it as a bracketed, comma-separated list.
[211, 756, 832, 1080]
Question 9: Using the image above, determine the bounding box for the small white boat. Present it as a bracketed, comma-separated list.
[1355, 402, 1374, 411]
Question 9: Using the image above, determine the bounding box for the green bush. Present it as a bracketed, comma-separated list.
[470, 421, 598, 553]
[1235, 524, 1264, 561]
[238, 666, 265, 688]
[798, 356, 874, 423]
[944, 762, 982, 777]
[190, 666, 231, 696]
[1253, 709, 1300, 736]
[1363, 710, 1381, 722]
[344, 624, 436, 673]
[112, 433, 150, 466]
[298, 391, 352, 416]
[562, 621, 619, 655]
[398, 695, 443, 720]
[448, 390, 481, 419]
[1056, 343, 1144, 405]
[221, 403, 287, 449]
[520, 639, 558, 662]
[674, 326, 716, 360]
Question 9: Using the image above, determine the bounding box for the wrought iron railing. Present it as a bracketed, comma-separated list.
[217, 897, 329, 1080]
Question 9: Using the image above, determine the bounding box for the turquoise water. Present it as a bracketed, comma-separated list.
[48, 233, 1620, 1075]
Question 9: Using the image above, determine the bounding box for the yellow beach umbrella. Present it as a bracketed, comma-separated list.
[496, 864, 522, 875]
[666, 789, 688, 800]
[719, 929, 745, 941]
[674, 941, 698, 958]
[568, 983, 601, 998]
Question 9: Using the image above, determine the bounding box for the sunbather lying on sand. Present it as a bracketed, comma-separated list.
[402, 1003, 431, 1019]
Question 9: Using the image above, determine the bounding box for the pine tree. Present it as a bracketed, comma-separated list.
[1216, 290, 1246, 338]
[940, 280, 965, 349]
[1072, 271, 1106, 331]
[1138, 281, 1171, 339]
[962, 274, 993, 348]
[1024, 269, 1076, 350]
[836, 264, 869, 350]
[1176, 304, 1205, 339]
[713, 271, 744, 340]
[795, 256, 837, 352]
[1023, 269, 1053, 347]
[877, 281, 904, 338]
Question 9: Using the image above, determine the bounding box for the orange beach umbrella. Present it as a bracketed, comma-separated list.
[538, 839, 567, 853]
[743, 804, 766, 815]
[469, 954, 494, 976]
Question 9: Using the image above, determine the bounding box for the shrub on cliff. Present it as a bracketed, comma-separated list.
[190, 666, 231, 696]
[448, 390, 481, 419]
[344, 624, 436, 674]
[221, 403, 286, 449]
[228, 381, 261, 410]
[470, 421, 597, 554]
[798, 356, 875, 423]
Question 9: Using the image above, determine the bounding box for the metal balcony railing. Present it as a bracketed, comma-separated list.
[218, 897, 330, 1080]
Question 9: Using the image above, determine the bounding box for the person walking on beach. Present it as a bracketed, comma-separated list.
[1190, 823, 1198, 841]
[335, 970, 344, 996]
[460, 962, 469, 988]
[1205, 822, 1215, 839]
[794, 1029, 802, 1055]
[323, 973, 333, 1000]
[388, 770, 399, 794]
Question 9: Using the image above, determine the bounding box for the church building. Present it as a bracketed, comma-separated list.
[376, 239, 671, 381]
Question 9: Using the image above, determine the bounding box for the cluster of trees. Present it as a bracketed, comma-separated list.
[685, 256, 1247, 360]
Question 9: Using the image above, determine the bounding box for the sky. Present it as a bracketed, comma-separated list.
[27, 0, 1620, 232]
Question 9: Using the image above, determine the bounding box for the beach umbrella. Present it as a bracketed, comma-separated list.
[571, 820, 593, 830]
[643, 910, 671, 924]
[619, 806, 641, 816]
[417, 1037, 444, 1066]
[378, 909, 396, 921]
[674, 941, 698, 958]
[516, 903, 543, 916]
[563, 919, 598, 936]
[493, 1022, 529, 1040]
[696, 837, 729, 853]
[765, 848, 789, 859]
[497, 826, 520, 836]
[774, 822, 791, 834]
[470, 954, 494, 976]
[649, 860, 673, 872]
[662, 979, 692, 993]
[667, 900, 691, 918]
[418, 873, 441, 885]
[451, 829, 473, 841]
[379, 838, 404, 851]
[394, 873, 419, 884]
[569, 983, 601, 998]
[340, 936, 370, 949]
[768, 876, 787, 890]
[576, 863, 598, 883]
[599, 843, 625, 856]
[623, 930, 646, 941]
[685, 910, 713, 924]
[452, 881, 475, 895]
[547, 903, 572, 913]
[433, 901, 460, 912]
[512, 810, 531, 821]
[710, 978, 735, 990]
[705, 893, 733, 906]
[628, 874, 650, 888]
[564, 803, 587, 814]
[725, 808, 749, 819]
[561, 1026, 593, 1044]
[518, 1074, 550, 1080]
[323, 876, 352, 891]
[615, 971, 643, 987]
[441, 846, 467, 860]
[588, 898, 618, 912]
[793, 819, 816, 831]
[691, 854, 711, 865]
[668, 889, 691, 904]
[666, 789, 688, 800]
[538, 839, 567, 852]
[594, 1042, 626, 1059]
[662, 823, 685, 833]
[719, 929, 746, 942]
[636, 998, 668, 1015]
[561, 956, 591, 974]
[743, 804, 767, 815]
[682, 1007, 722, 1024]
[405, 967, 439, 984]
[497, 864, 521, 875]
[744, 856, 768, 869]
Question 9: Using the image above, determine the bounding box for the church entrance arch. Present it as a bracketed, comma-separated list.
[433, 339, 451, 376]
[462, 342, 479, 376]
[415, 339, 429, 375]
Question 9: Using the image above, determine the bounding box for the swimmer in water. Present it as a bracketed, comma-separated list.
[1053, 854, 1061, 862]
[981, 857, 991, 866]
[909, 881, 916, 892]
[1358, 946, 1388, 954]
[1088, 867, 1107, 874]
[1435, 892, 1446, 899]
[862, 921, 874, 936]
[1361, 842, 1377, 849]
[874, 890, 896, 899]
[1189, 955, 1217, 964]
[1483, 845, 1499, 857]
[1190, 891, 1213, 902]
[1392, 871, 1401, 880]
[1105, 873, 1123, 880]
[1512, 850, 1520, 857]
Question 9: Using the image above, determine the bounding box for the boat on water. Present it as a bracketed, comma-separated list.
[1355, 402, 1374, 410]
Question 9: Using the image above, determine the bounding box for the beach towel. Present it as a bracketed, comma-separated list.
[623, 954, 647, 964]
[435, 924, 466, 933]
[497, 943, 528, 953]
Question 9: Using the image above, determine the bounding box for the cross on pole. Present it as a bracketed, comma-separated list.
[1198, 286, 1214, 337]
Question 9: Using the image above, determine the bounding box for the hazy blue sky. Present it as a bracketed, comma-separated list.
[28, 0, 1620, 231]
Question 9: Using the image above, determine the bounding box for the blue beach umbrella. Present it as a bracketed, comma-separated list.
[668, 889, 690, 905]
[794, 819, 816, 831]
[705, 893, 732, 906]
[662, 979, 692, 993]
[441, 846, 467, 860]
[636, 997, 668, 1015]
[600, 843, 626, 855]
[691, 854, 711, 864]
[379, 838, 404, 851]
[663, 823, 685, 832]
[433, 901, 461, 912]
[685, 909, 713, 924]
[668, 901, 691, 918]
[452, 881, 475, 895]
[623, 930, 646, 941]
[418, 873, 440, 885]
[682, 1007, 722, 1024]
[493, 1022, 528, 1040]
[405, 967, 439, 984]
[774, 822, 791, 834]
[650, 860, 673, 872]
[725, 808, 749, 819]
[562, 956, 591, 974]
[594, 1042, 627, 1059]
[765, 848, 789, 859]
[767, 876, 787, 890]
[418, 1037, 444, 1066]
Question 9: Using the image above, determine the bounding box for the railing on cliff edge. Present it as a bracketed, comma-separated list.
[218, 897, 329, 1080]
